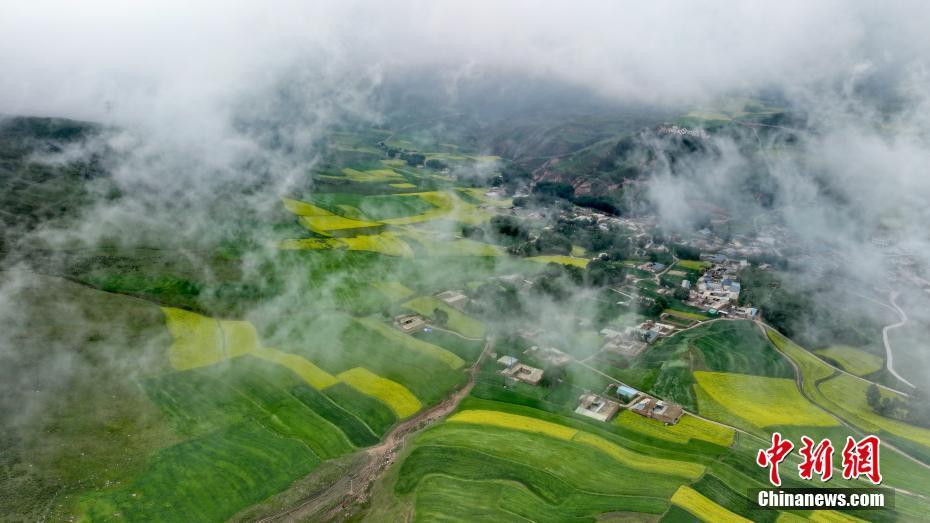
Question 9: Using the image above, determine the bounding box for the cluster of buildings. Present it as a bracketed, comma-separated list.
[599, 327, 649, 357]
[568, 207, 626, 232]
[627, 395, 684, 425]
[599, 319, 677, 358]
[674, 222, 788, 261]
[524, 346, 572, 366]
[686, 258, 745, 314]
[493, 336, 685, 428]
[638, 261, 667, 273]
[574, 384, 683, 425]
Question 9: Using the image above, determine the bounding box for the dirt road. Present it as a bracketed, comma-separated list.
[882, 291, 915, 389]
[256, 337, 494, 523]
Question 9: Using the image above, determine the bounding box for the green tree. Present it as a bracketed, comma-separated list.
[432, 308, 449, 327]
[866, 383, 881, 411]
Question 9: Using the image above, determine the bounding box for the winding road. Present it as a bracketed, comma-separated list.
[883, 291, 916, 389]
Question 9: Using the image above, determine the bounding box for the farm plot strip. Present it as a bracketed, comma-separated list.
[448, 409, 703, 479]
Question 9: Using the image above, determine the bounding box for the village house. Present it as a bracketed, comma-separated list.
[600, 327, 648, 357]
[394, 314, 426, 334]
[607, 383, 641, 403]
[638, 261, 667, 273]
[497, 356, 544, 386]
[574, 393, 621, 422]
[524, 346, 572, 366]
[435, 289, 470, 311]
[628, 396, 684, 425]
[637, 320, 675, 338]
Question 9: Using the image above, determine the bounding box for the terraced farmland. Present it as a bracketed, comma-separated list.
[368, 396, 736, 522]
[275, 313, 469, 405]
[11, 129, 930, 523]
[337, 367, 422, 417]
[29, 286, 480, 521]
[815, 345, 883, 376]
[279, 190, 502, 257]
[614, 410, 735, 447]
[670, 485, 751, 523]
[693, 371, 838, 429]
[388, 421, 687, 521]
[632, 320, 795, 410]
[402, 296, 486, 338]
[527, 254, 590, 268]
[767, 328, 930, 449]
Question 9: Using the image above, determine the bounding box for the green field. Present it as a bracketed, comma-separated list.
[367, 392, 754, 522]
[815, 345, 883, 376]
[767, 328, 930, 449]
[373, 281, 415, 301]
[275, 312, 468, 406]
[402, 296, 486, 338]
[818, 373, 930, 447]
[392, 422, 685, 520]
[527, 255, 590, 268]
[412, 328, 486, 362]
[322, 382, 397, 436]
[355, 316, 465, 368]
[663, 309, 708, 321]
[309, 192, 437, 220]
[632, 321, 795, 410]
[675, 260, 711, 271]
[765, 327, 930, 501]
[79, 420, 323, 522]
[79, 356, 361, 521]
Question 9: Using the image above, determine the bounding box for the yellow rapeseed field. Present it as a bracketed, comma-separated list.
[252, 347, 339, 389]
[162, 307, 224, 370]
[527, 255, 590, 268]
[671, 486, 751, 523]
[338, 367, 421, 417]
[694, 371, 838, 427]
[219, 320, 260, 357]
[281, 197, 332, 216]
[616, 410, 734, 447]
[341, 168, 404, 182]
[298, 214, 382, 234]
[572, 432, 704, 479]
[448, 410, 578, 440]
[163, 308, 342, 390]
